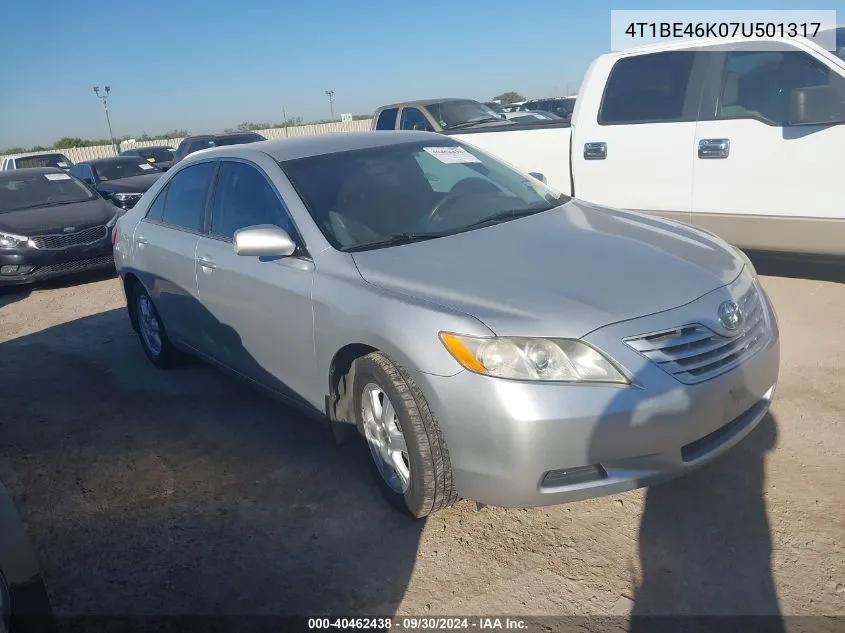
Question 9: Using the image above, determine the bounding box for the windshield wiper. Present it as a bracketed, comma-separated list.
[343, 232, 447, 252]
[443, 117, 509, 130]
[16, 200, 83, 209]
[457, 207, 548, 232]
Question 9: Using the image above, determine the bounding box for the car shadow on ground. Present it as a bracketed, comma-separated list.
[745, 251, 845, 284]
[0, 306, 424, 624]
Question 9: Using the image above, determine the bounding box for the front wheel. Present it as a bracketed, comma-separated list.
[353, 352, 457, 518]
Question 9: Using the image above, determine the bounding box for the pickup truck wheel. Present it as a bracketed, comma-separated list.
[353, 352, 457, 518]
[130, 284, 180, 369]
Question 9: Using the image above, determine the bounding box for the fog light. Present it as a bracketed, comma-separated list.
[0, 265, 19, 274]
[541, 465, 607, 488]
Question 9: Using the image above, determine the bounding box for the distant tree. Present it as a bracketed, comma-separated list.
[3, 147, 27, 154]
[493, 91, 526, 104]
[30, 145, 48, 152]
[53, 137, 85, 149]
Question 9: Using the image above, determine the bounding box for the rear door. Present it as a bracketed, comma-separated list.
[692, 42, 845, 255]
[132, 160, 217, 350]
[194, 158, 316, 402]
[571, 50, 708, 223]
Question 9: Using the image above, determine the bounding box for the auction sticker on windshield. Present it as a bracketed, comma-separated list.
[424, 146, 481, 164]
[44, 173, 72, 181]
[138, 163, 154, 170]
[56, 162, 68, 167]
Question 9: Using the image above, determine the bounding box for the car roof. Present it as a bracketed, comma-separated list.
[4, 150, 70, 160]
[0, 167, 64, 180]
[181, 132, 264, 142]
[377, 98, 480, 110]
[121, 145, 173, 153]
[181, 130, 451, 163]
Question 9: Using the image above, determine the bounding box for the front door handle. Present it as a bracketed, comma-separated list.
[698, 138, 730, 159]
[584, 142, 607, 160]
[136, 235, 148, 245]
[198, 256, 217, 270]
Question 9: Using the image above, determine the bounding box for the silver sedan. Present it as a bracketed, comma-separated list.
[113, 131, 780, 518]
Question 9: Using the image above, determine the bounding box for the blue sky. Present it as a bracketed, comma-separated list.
[0, 0, 839, 148]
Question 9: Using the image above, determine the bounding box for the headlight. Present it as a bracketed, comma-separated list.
[0, 231, 29, 249]
[732, 245, 757, 277]
[439, 333, 629, 383]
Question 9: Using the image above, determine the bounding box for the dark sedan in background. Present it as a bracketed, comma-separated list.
[68, 157, 164, 210]
[0, 481, 56, 633]
[119, 145, 176, 172]
[0, 168, 119, 287]
[172, 131, 266, 165]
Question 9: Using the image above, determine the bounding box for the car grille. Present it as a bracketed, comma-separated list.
[31, 225, 108, 250]
[36, 255, 115, 275]
[624, 282, 770, 384]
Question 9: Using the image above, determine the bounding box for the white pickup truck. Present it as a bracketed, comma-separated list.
[374, 36, 845, 257]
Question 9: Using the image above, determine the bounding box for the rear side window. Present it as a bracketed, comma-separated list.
[599, 51, 697, 124]
[145, 185, 168, 222]
[375, 108, 398, 130]
[160, 162, 216, 231]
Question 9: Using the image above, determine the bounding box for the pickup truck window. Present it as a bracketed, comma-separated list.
[599, 51, 696, 125]
[376, 108, 398, 130]
[717, 49, 842, 126]
[400, 108, 433, 132]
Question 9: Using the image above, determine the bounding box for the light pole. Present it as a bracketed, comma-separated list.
[93, 85, 118, 155]
[325, 89, 335, 121]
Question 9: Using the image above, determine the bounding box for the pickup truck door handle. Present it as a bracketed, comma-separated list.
[198, 256, 217, 270]
[698, 138, 730, 159]
[584, 142, 607, 160]
[584, 143, 607, 160]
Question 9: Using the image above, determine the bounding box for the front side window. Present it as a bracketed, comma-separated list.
[375, 108, 398, 130]
[717, 48, 845, 125]
[0, 171, 95, 213]
[400, 107, 433, 131]
[161, 162, 216, 231]
[281, 140, 570, 251]
[599, 51, 697, 124]
[210, 161, 293, 240]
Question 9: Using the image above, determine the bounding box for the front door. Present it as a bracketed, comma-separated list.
[194, 159, 315, 403]
[692, 43, 845, 255]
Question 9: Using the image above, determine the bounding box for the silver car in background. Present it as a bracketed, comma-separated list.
[113, 131, 780, 518]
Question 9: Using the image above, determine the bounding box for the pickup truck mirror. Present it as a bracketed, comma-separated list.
[529, 172, 547, 184]
[789, 85, 845, 126]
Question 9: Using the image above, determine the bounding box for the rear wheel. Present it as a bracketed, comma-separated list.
[353, 352, 457, 518]
[130, 284, 180, 369]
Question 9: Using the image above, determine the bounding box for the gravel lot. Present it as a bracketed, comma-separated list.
[0, 258, 843, 622]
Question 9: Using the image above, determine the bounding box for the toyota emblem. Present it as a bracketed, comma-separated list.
[718, 300, 743, 331]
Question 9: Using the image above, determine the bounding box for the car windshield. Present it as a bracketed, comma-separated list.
[15, 154, 72, 169]
[137, 148, 175, 164]
[427, 100, 508, 129]
[0, 171, 95, 212]
[281, 139, 571, 251]
[94, 159, 159, 181]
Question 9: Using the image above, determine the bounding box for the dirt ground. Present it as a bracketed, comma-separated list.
[0, 257, 843, 622]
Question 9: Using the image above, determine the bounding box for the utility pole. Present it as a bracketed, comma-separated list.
[282, 106, 289, 138]
[93, 85, 118, 155]
[325, 89, 335, 121]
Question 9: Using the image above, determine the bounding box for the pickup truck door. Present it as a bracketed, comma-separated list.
[691, 43, 845, 256]
[570, 50, 708, 223]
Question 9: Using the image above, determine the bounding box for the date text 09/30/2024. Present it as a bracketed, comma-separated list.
[307, 617, 529, 630]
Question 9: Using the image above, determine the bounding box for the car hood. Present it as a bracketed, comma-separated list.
[0, 198, 117, 235]
[98, 173, 162, 192]
[350, 200, 743, 338]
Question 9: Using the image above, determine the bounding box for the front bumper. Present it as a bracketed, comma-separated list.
[416, 277, 780, 508]
[0, 239, 114, 287]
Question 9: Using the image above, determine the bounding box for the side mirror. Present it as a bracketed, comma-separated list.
[789, 85, 845, 125]
[233, 225, 297, 257]
[529, 172, 547, 184]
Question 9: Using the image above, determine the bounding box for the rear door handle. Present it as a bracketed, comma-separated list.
[698, 138, 730, 159]
[584, 142, 607, 160]
[198, 256, 216, 270]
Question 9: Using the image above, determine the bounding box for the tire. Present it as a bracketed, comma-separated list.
[353, 352, 458, 518]
[130, 284, 181, 369]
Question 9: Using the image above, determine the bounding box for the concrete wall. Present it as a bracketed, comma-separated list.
[2, 119, 375, 164]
